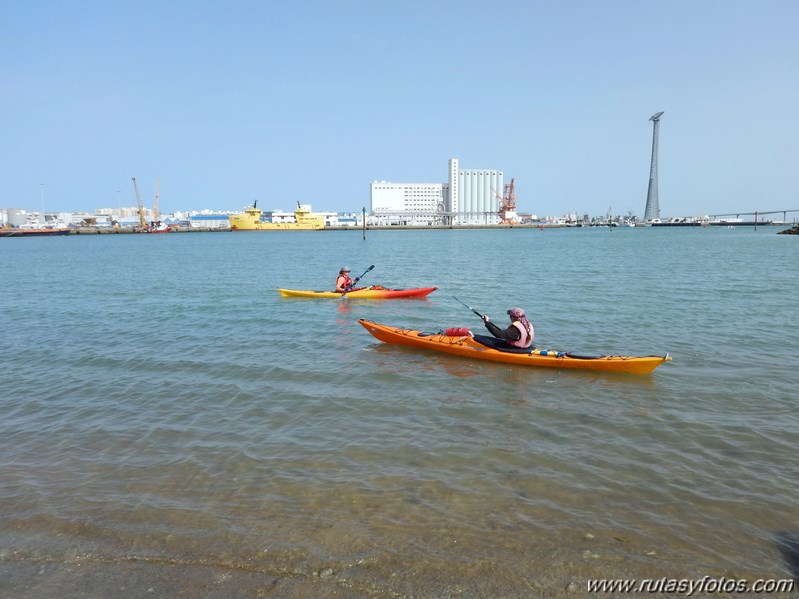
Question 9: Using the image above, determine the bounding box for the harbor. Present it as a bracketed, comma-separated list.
[4, 164, 798, 234]
[7, 220, 793, 235]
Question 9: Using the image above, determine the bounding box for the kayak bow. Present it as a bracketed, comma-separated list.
[358, 319, 671, 375]
[277, 287, 437, 299]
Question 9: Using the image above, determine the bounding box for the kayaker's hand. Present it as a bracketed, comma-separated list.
[482, 315, 490, 323]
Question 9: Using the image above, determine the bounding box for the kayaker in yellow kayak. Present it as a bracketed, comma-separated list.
[482, 308, 534, 349]
[335, 266, 354, 292]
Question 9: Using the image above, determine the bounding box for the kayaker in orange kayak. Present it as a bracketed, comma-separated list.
[482, 307, 534, 349]
[335, 266, 353, 292]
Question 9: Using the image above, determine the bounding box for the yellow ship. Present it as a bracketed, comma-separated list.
[229, 201, 325, 231]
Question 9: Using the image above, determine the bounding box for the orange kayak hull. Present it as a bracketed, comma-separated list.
[358, 319, 671, 375]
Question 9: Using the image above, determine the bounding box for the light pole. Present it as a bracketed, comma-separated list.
[39, 183, 46, 224]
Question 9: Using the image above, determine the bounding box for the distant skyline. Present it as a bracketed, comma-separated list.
[3, 1, 798, 218]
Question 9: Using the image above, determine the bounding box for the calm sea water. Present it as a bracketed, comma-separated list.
[1, 226, 798, 597]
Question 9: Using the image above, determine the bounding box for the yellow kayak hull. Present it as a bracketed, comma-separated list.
[359, 319, 672, 375]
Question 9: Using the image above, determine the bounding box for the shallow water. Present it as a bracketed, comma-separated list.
[1, 226, 798, 597]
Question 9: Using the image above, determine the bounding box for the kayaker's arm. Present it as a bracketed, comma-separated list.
[345, 276, 362, 291]
[484, 319, 522, 341]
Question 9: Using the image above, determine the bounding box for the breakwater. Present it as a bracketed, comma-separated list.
[65, 222, 792, 235]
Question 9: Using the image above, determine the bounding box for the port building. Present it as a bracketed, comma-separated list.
[370, 158, 505, 226]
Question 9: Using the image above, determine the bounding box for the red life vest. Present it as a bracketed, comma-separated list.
[336, 274, 352, 292]
[509, 321, 533, 348]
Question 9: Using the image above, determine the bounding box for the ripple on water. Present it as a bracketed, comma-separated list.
[1, 229, 798, 594]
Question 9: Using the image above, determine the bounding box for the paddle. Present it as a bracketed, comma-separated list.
[452, 296, 484, 319]
[340, 264, 375, 298]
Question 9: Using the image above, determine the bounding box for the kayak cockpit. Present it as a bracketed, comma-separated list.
[471, 334, 536, 354]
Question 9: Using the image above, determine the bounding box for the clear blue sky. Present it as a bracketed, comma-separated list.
[3, 0, 797, 218]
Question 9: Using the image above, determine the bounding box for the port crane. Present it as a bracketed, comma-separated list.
[131, 177, 148, 229]
[496, 178, 518, 224]
[153, 178, 160, 224]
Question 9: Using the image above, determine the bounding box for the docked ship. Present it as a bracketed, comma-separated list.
[229, 201, 325, 231]
[0, 224, 71, 237]
[146, 222, 172, 234]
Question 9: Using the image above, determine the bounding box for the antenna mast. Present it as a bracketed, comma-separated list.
[154, 178, 160, 222]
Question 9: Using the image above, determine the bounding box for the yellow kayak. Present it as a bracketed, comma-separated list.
[277, 286, 437, 299]
[359, 319, 672, 375]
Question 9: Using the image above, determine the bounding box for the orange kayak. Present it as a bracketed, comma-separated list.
[359, 319, 672, 375]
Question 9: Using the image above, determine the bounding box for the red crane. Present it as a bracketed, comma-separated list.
[497, 178, 517, 224]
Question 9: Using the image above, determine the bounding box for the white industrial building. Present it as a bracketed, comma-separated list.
[369, 158, 504, 225]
